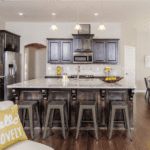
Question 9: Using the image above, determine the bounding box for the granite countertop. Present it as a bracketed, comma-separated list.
[7, 78, 136, 89]
[0, 76, 4, 78]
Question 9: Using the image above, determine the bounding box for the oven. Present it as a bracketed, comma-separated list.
[73, 53, 93, 64]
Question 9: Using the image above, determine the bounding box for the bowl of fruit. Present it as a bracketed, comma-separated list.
[99, 77, 124, 83]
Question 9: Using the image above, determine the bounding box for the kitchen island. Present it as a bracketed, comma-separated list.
[7, 78, 135, 130]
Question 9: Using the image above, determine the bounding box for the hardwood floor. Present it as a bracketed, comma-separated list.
[24, 93, 150, 150]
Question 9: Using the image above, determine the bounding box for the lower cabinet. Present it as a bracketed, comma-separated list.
[47, 39, 73, 64]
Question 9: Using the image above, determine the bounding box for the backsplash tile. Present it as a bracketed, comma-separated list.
[46, 64, 121, 76]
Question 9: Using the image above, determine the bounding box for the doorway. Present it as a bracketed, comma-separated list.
[24, 43, 46, 81]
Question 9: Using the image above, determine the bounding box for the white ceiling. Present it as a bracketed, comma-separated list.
[0, 0, 150, 25]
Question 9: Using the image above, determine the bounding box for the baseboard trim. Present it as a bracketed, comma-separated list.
[135, 90, 145, 93]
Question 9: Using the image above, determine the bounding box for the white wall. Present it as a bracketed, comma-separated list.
[5, 22, 121, 81]
[0, 20, 5, 30]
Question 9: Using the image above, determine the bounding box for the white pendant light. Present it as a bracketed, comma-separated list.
[98, 1, 106, 31]
[74, 24, 82, 30]
[50, 24, 58, 30]
[50, 13, 58, 31]
[98, 24, 106, 30]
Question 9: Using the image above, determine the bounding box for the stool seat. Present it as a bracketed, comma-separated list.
[17, 100, 40, 140]
[43, 100, 68, 140]
[109, 100, 132, 141]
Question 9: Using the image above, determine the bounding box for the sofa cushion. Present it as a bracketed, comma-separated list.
[4, 140, 54, 150]
[0, 104, 28, 149]
[0, 101, 14, 111]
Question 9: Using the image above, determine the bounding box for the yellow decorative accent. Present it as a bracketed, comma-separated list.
[104, 67, 111, 74]
[57, 66, 61, 75]
[0, 104, 28, 149]
[105, 77, 116, 80]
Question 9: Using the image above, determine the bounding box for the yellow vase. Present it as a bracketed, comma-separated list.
[57, 66, 61, 75]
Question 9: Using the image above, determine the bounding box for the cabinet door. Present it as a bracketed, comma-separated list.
[106, 40, 118, 64]
[48, 40, 60, 63]
[82, 36, 92, 51]
[60, 40, 73, 64]
[13, 36, 20, 52]
[73, 36, 82, 52]
[5, 33, 13, 49]
[93, 40, 106, 63]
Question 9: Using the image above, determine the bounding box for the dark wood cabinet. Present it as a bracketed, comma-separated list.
[0, 30, 20, 64]
[72, 34, 94, 52]
[47, 39, 73, 64]
[93, 40, 106, 63]
[0, 78, 4, 101]
[93, 39, 119, 64]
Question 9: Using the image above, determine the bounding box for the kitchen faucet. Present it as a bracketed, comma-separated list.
[77, 65, 80, 79]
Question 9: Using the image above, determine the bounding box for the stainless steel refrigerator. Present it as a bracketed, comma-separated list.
[4, 51, 22, 101]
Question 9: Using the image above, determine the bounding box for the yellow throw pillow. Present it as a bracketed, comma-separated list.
[0, 104, 28, 150]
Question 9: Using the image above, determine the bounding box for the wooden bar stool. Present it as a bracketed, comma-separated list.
[109, 101, 132, 141]
[17, 100, 40, 139]
[75, 101, 98, 141]
[43, 101, 68, 140]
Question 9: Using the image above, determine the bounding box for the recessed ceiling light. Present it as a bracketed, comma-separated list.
[19, 13, 23, 16]
[52, 13, 56, 16]
[95, 13, 98, 16]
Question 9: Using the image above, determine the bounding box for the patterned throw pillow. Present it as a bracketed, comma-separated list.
[0, 104, 28, 150]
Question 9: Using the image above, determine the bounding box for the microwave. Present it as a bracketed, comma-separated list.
[73, 53, 93, 64]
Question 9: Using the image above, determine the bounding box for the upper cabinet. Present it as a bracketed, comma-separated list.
[0, 30, 21, 63]
[72, 34, 94, 52]
[93, 39, 119, 64]
[47, 39, 73, 64]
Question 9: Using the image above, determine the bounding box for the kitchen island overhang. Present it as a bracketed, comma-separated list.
[7, 78, 135, 130]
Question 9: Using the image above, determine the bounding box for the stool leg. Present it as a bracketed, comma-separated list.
[23, 109, 26, 127]
[125, 107, 132, 141]
[75, 107, 83, 140]
[123, 109, 127, 129]
[28, 107, 34, 140]
[64, 105, 68, 129]
[49, 109, 54, 128]
[92, 107, 99, 141]
[60, 108, 66, 140]
[108, 107, 112, 131]
[43, 106, 51, 139]
[35, 105, 40, 127]
[109, 108, 115, 140]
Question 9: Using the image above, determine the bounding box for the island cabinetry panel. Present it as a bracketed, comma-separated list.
[48, 39, 73, 64]
[93, 39, 119, 64]
[72, 34, 94, 52]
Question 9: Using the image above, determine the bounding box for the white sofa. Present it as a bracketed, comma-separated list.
[0, 100, 53, 150]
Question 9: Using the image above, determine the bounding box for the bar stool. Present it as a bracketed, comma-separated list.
[43, 101, 68, 140]
[109, 101, 132, 141]
[17, 100, 40, 139]
[75, 101, 98, 141]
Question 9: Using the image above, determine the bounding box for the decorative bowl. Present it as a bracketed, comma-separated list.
[99, 77, 124, 83]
